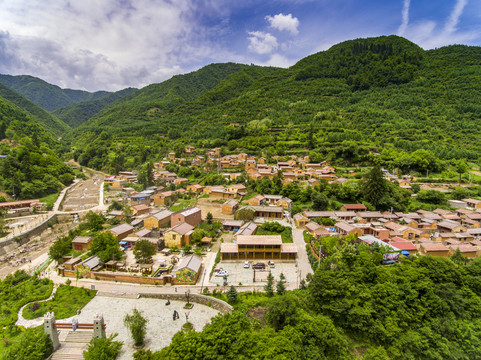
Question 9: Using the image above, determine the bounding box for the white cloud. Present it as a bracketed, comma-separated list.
[247, 31, 278, 54]
[0, 0, 229, 91]
[262, 53, 293, 68]
[398, 0, 476, 49]
[397, 0, 411, 36]
[265, 13, 299, 35]
[444, 0, 468, 34]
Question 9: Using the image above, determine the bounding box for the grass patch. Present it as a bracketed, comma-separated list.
[39, 192, 60, 209]
[22, 285, 96, 320]
[256, 222, 293, 243]
[0, 271, 53, 355]
[169, 199, 197, 212]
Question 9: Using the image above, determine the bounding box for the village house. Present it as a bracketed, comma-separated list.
[227, 184, 247, 195]
[186, 184, 204, 194]
[220, 235, 297, 261]
[171, 207, 202, 227]
[418, 243, 450, 257]
[163, 223, 195, 248]
[72, 236, 93, 251]
[130, 204, 150, 216]
[248, 194, 265, 206]
[437, 220, 467, 233]
[276, 197, 292, 210]
[293, 213, 309, 228]
[108, 223, 134, 241]
[144, 209, 173, 230]
[175, 254, 202, 284]
[153, 191, 176, 206]
[463, 198, 481, 210]
[222, 199, 239, 215]
[108, 210, 124, 220]
[240, 205, 284, 220]
[234, 221, 258, 240]
[340, 204, 367, 212]
[222, 220, 244, 232]
[335, 222, 363, 237]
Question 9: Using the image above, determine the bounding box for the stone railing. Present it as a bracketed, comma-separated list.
[140, 293, 233, 314]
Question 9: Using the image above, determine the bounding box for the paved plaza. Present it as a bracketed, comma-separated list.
[61, 294, 220, 360]
[209, 261, 300, 288]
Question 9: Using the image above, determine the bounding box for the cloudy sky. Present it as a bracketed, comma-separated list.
[0, 0, 479, 92]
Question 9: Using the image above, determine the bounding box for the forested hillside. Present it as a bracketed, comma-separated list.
[52, 87, 137, 128]
[68, 35, 481, 173]
[0, 97, 74, 199]
[0, 83, 70, 137]
[67, 62, 257, 143]
[137, 253, 481, 360]
[0, 74, 110, 111]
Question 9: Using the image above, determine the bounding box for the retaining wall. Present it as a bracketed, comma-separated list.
[0, 213, 76, 256]
[140, 293, 233, 314]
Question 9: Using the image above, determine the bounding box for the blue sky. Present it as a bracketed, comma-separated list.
[0, 0, 479, 91]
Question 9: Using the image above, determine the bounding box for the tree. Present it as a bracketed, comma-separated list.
[124, 309, 148, 347]
[49, 236, 72, 261]
[361, 165, 389, 210]
[85, 210, 105, 232]
[226, 285, 238, 304]
[107, 200, 123, 212]
[137, 162, 154, 189]
[83, 334, 123, 360]
[311, 191, 329, 211]
[235, 208, 255, 221]
[91, 232, 123, 263]
[455, 159, 469, 183]
[133, 240, 156, 264]
[276, 273, 286, 295]
[265, 271, 274, 296]
[4, 327, 52, 360]
[206, 212, 213, 224]
[265, 293, 298, 331]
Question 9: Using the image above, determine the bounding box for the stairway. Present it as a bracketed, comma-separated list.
[50, 331, 93, 360]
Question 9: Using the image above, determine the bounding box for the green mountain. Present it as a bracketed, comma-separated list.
[70, 35, 481, 172]
[0, 83, 70, 137]
[0, 74, 110, 111]
[67, 62, 262, 146]
[52, 87, 137, 128]
[0, 96, 74, 199]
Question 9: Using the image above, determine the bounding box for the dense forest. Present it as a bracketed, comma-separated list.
[134, 250, 481, 360]
[0, 74, 110, 111]
[0, 96, 73, 199]
[0, 35, 481, 196]
[63, 36, 481, 172]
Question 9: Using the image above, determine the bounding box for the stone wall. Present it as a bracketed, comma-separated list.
[140, 293, 233, 314]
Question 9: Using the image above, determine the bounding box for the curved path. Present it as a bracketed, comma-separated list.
[16, 285, 59, 328]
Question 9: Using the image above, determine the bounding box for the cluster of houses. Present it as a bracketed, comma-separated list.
[295, 201, 481, 258]
[104, 147, 342, 194]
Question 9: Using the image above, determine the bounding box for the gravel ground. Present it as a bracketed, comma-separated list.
[62, 294, 220, 360]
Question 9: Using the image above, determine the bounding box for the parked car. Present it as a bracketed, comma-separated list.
[268, 260, 275, 268]
[244, 261, 250, 268]
[215, 270, 229, 277]
[252, 262, 266, 269]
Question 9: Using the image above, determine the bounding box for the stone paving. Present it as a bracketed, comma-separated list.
[60, 294, 220, 360]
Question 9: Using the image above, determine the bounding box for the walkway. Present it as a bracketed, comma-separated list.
[292, 228, 313, 280]
[16, 285, 58, 328]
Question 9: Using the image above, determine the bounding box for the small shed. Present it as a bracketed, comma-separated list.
[175, 255, 202, 284]
[72, 236, 93, 251]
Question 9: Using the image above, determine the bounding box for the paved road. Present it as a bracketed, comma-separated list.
[293, 228, 313, 280]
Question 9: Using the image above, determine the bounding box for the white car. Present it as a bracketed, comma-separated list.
[244, 261, 250, 268]
[215, 270, 229, 277]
